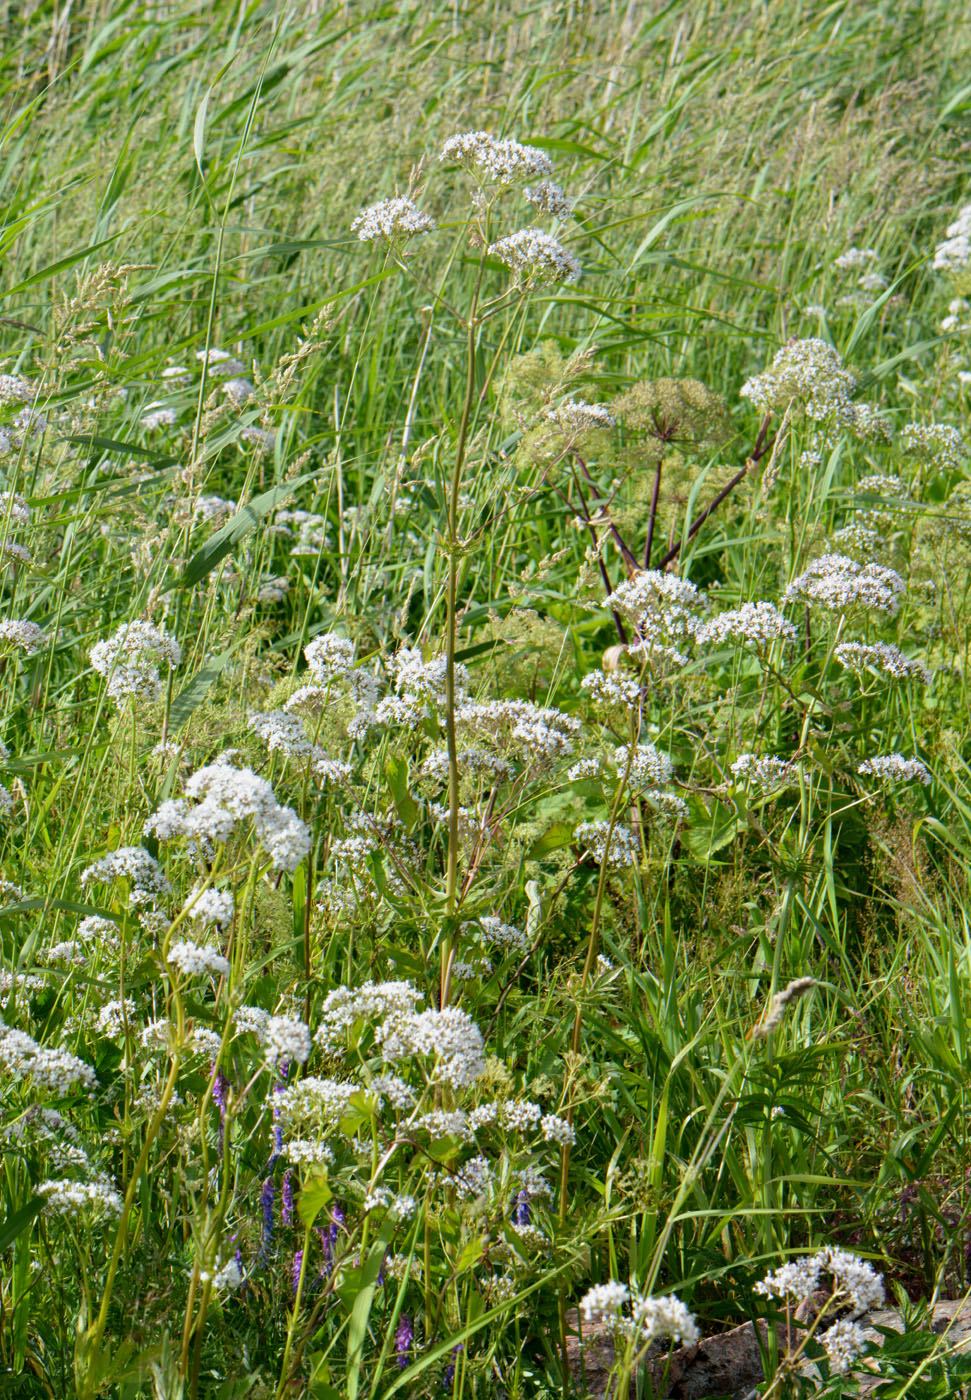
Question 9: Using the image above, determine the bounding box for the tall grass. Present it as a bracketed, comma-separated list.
[1, 1, 971, 1397]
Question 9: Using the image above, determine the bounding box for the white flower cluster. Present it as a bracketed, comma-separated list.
[730, 753, 799, 793]
[784, 554, 905, 615]
[0, 1021, 96, 1094]
[379, 1006, 487, 1088]
[305, 632, 357, 679]
[604, 571, 706, 651]
[314, 979, 422, 1051]
[698, 601, 797, 650]
[756, 1246, 884, 1313]
[167, 940, 230, 979]
[857, 754, 931, 785]
[351, 196, 436, 243]
[440, 130, 553, 185]
[286, 1138, 336, 1166]
[613, 742, 673, 788]
[525, 179, 573, 216]
[264, 1015, 312, 1067]
[184, 885, 235, 927]
[196, 348, 246, 377]
[487, 229, 581, 285]
[855, 473, 909, 498]
[835, 247, 877, 270]
[456, 698, 580, 763]
[473, 915, 530, 953]
[144, 761, 310, 872]
[212, 1258, 244, 1291]
[933, 204, 971, 272]
[256, 575, 289, 603]
[38, 1178, 122, 1219]
[89, 620, 181, 705]
[834, 641, 930, 683]
[740, 338, 857, 422]
[278, 1076, 360, 1130]
[580, 669, 642, 710]
[542, 400, 614, 433]
[80, 846, 171, 908]
[821, 1319, 869, 1375]
[0, 619, 47, 654]
[579, 1281, 698, 1347]
[194, 495, 236, 524]
[575, 820, 638, 868]
[141, 402, 176, 429]
[899, 421, 965, 472]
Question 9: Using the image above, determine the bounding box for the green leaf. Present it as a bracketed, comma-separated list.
[452, 1234, 486, 1275]
[168, 648, 235, 732]
[346, 1228, 394, 1400]
[0, 1197, 41, 1252]
[297, 1175, 332, 1229]
[528, 821, 574, 859]
[385, 755, 418, 831]
[177, 470, 319, 589]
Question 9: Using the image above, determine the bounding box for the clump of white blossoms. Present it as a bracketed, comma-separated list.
[613, 742, 673, 788]
[740, 338, 857, 423]
[855, 473, 910, 498]
[38, 1178, 122, 1220]
[835, 247, 877, 270]
[0, 619, 47, 654]
[783, 554, 905, 615]
[80, 846, 171, 908]
[933, 204, 971, 272]
[379, 1006, 486, 1089]
[264, 1015, 312, 1067]
[183, 885, 234, 927]
[488, 228, 581, 285]
[196, 348, 246, 378]
[351, 196, 436, 243]
[167, 940, 230, 979]
[89, 620, 181, 705]
[820, 1319, 870, 1375]
[525, 179, 573, 216]
[604, 570, 707, 654]
[730, 753, 799, 793]
[858, 754, 931, 786]
[756, 1246, 884, 1314]
[834, 641, 930, 684]
[440, 130, 553, 185]
[144, 760, 310, 872]
[456, 697, 580, 765]
[899, 421, 965, 472]
[575, 820, 638, 868]
[0, 1020, 96, 1094]
[542, 400, 614, 434]
[579, 1281, 699, 1348]
[697, 601, 798, 650]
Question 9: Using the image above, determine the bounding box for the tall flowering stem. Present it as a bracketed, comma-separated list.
[442, 261, 486, 1007]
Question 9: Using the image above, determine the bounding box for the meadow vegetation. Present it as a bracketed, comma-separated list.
[4, 1, 971, 1396]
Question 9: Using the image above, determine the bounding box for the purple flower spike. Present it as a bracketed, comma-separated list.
[291, 1248, 304, 1300]
[443, 1343, 463, 1390]
[395, 1313, 413, 1368]
[282, 1169, 295, 1227]
[259, 1177, 275, 1260]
